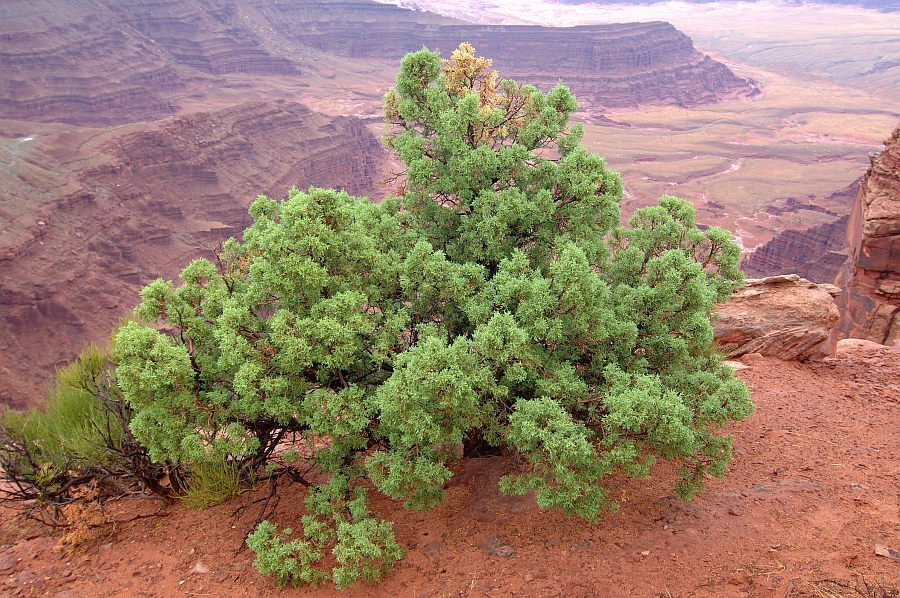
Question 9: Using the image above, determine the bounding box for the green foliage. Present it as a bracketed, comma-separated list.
[247, 481, 404, 590]
[247, 520, 327, 588]
[179, 460, 242, 509]
[114, 44, 753, 588]
[14, 346, 118, 468]
[0, 342, 177, 513]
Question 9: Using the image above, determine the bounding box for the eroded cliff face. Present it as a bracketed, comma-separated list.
[277, 7, 754, 109]
[0, 101, 385, 407]
[740, 215, 850, 284]
[739, 182, 858, 284]
[0, 0, 752, 127]
[0, 0, 184, 126]
[0, 0, 308, 126]
[835, 126, 900, 345]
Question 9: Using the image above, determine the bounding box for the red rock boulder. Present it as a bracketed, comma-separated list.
[714, 274, 841, 361]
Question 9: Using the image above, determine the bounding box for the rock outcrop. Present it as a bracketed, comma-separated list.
[1, 0, 183, 126]
[740, 215, 850, 284]
[740, 182, 858, 283]
[0, 0, 308, 126]
[835, 126, 900, 346]
[0, 101, 385, 408]
[1, 0, 753, 126]
[281, 5, 755, 109]
[714, 274, 842, 361]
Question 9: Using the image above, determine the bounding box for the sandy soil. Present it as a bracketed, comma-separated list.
[2, 341, 899, 598]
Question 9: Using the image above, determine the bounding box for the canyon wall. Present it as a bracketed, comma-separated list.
[1, 0, 752, 127]
[740, 216, 850, 284]
[835, 126, 900, 345]
[740, 182, 858, 284]
[0, 0, 184, 126]
[0, 0, 302, 126]
[273, 4, 754, 108]
[0, 101, 385, 408]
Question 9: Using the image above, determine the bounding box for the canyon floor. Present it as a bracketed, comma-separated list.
[2, 340, 899, 598]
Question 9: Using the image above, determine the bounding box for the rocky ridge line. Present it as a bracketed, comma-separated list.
[1, 0, 754, 126]
[283, 7, 755, 109]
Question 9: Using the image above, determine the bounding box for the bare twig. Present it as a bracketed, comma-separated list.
[781, 580, 793, 598]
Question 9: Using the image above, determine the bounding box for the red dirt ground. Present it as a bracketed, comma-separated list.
[2, 340, 899, 598]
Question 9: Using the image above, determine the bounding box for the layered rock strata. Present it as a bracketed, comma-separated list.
[279, 4, 754, 108]
[0, 101, 385, 407]
[0, 0, 301, 126]
[740, 215, 850, 283]
[714, 274, 842, 361]
[1, 0, 752, 126]
[835, 126, 900, 345]
[0, 0, 184, 125]
[740, 182, 858, 283]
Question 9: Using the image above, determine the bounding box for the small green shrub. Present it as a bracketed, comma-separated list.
[247, 521, 328, 588]
[247, 483, 404, 590]
[0, 342, 177, 519]
[179, 460, 242, 509]
[1, 346, 113, 467]
[1, 346, 117, 506]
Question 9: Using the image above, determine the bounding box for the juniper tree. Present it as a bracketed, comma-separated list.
[113, 43, 752, 588]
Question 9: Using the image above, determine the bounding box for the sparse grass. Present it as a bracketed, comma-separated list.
[179, 460, 242, 510]
[0, 342, 177, 524]
[0, 346, 125, 497]
[52, 485, 108, 554]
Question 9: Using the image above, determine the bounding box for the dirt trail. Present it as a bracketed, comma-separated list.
[2, 342, 899, 598]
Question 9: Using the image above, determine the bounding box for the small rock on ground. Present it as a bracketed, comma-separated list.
[479, 535, 516, 558]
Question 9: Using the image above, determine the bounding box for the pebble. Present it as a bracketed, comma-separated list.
[875, 544, 900, 560]
[479, 535, 516, 558]
[422, 540, 448, 563]
[570, 539, 595, 553]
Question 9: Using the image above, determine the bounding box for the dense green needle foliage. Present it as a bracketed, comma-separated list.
[112, 44, 753, 588]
